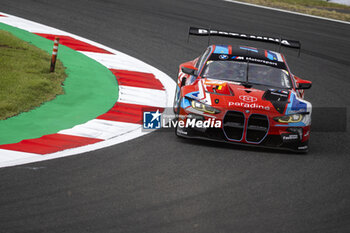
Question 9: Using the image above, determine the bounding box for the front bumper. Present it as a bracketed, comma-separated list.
[175, 115, 310, 152]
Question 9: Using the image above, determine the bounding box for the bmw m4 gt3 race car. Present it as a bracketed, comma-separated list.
[174, 29, 312, 152]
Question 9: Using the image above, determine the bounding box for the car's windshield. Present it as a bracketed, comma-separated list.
[202, 60, 292, 89]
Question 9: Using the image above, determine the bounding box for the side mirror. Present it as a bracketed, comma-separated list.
[181, 65, 198, 76]
[294, 76, 312, 90]
[297, 82, 312, 89]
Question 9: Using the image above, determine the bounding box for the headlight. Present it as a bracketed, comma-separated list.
[274, 114, 303, 123]
[191, 100, 220, 114]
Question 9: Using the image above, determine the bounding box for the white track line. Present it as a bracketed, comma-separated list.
[118, 86, 167, 107]
[224, 0, 350, 25]
[59, 120, 141, 140]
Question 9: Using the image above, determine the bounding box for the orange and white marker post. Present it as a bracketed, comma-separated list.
[50, 37, 60, 72]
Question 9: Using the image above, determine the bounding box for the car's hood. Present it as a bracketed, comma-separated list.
[188, 78, 310, 116]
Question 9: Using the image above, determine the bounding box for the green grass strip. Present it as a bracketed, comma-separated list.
[0, 23, 118, 145]
[0, 30, 67, 120]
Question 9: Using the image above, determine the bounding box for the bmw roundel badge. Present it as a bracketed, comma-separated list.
[219, 54, 229, 60]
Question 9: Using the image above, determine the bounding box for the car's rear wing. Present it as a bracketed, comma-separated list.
[188, 26, 301, 52]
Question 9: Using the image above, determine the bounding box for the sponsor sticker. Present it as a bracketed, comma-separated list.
[240, 46, 258, 53]
[282, 134, 299, 141]
[304, 131, 310, 137]
[176, 127, 188, 135]
[229, 102, 270, 110]
[232, 56, 244, 60]
[239, 95, 257, 103]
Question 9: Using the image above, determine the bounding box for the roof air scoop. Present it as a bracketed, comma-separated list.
[244, 89, 252, 93]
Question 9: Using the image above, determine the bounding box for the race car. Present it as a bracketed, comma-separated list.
[174, 29, 312, 152]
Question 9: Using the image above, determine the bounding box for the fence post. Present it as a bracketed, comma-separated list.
[50, 37, 60, 72]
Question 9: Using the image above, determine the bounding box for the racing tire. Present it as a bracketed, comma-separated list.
[174, 97, 185, 138]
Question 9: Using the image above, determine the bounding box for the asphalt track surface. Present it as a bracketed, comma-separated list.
[1, 0, 349, 232]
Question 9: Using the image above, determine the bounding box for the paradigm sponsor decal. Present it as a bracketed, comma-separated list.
[228, 102, 270, 110]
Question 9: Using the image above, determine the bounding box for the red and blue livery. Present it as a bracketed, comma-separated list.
[174, 37, 312, 152]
